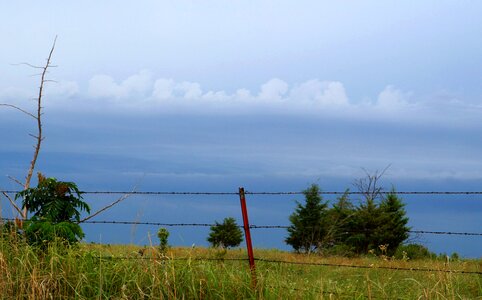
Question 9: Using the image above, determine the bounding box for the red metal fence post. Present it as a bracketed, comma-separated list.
[239, 187, 257, 288]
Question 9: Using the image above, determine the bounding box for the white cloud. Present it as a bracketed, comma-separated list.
[0, 81, 79, 112]
[21, 70, 480, 127]
[202, 90, 230, 101]
[88, 70, 152, 99]
[258, 78, 288, 101]
[375, 85, 411, 110]
[0, 86, 32, 104]
[176, 81, 202, 99]
[152, 78, 175, 99]
[152, 79, 204, 101]
[289, 80, 349, 107]
[235, 88, 252, 100]
[47, 80, 79, 98]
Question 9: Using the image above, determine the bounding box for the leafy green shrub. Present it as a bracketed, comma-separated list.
[450, 252, 460, 261]
[394, 243, 436, 260]
[157, 227, 169, 252]
[16, 174, 90, 247]
[207, 217, 243, 249]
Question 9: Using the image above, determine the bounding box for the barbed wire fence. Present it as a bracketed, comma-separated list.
[1, 188, 481, 282]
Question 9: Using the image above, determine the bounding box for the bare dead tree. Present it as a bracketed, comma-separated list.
[0, 37, 57, 220]
[1, 37, 137, 226]
[353, 165, 391, 203]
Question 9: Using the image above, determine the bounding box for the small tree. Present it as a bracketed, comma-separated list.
[348, 170, 409, 255]
[0, 37, 57, 220]
[346, 198, 382, 254]
[15, 173, 90, 247]
[324, 189, 357, 253]
[285, 184, 329, 254]
[373, 190, 410, 255]
[207, 217, 243, 249]
[157, 227, 169, 252]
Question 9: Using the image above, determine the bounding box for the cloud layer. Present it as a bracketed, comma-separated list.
[1, 70, 481, 126]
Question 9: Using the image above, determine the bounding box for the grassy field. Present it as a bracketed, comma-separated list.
[0, 237, 480, 299]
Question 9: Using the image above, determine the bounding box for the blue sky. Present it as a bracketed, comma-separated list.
[1, 1, 481, 257]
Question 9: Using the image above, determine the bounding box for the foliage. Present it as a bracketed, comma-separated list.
[374, 191, 410, 255]
[157, 227, 170, 252]
[285, 184, 329, 253]
[286, 183, 410, 255]
[0, 240, 479, 299]
[207, 217, 243, 249]
[15, 174, 90, 246]
[450, 252, 460, 261]
[324, 189, 356, 253]
[394, 244, 436, 260]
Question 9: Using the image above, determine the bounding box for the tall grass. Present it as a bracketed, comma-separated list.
[0, 236, 480, 299]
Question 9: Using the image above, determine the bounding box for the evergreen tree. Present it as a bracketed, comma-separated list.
[285, 184, 328, 253]
[207, 217, 243, 249]
[346, 197, 382, 254]
[345, 189, 409, 255]
[373, 190, 410, 255]
[325, 189, 356, 250]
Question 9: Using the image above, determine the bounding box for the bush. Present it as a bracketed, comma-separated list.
[16, 174, 90, 247]
[157, 227, 169, 252]
[207, 217, 243, 249]
[450, 252, 460, 261]
[394, 244, 436, 260]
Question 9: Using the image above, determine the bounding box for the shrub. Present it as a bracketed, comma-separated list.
[16, 174, 90, 247]
[157, 227, 169, 252]
[450, 252, 460, 261]
[394, 244, 436, 260]
[207, 217, 243, 249]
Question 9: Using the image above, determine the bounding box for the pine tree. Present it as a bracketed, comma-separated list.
[345, 189, 410, 255]
[373, 190, 410, 255]
[347, 197, 382, 254]
[285, 184, 328, 253]
[325, 189, 356, 249]
[207, 217, 243, 249]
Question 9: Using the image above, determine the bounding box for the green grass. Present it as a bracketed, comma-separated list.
[0, 237, 480, 299]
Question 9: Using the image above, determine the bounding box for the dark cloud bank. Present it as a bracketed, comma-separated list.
[1, 111, 481, 257]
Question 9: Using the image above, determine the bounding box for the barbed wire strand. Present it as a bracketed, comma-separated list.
[2, 218, 481, 236]
[265, 284, 362, 299]
[97, 256, 379, 298]
[90, 255, 482, 275]
[3, 190, 482, 195]
[254, 258, 482, 275]
[97, 256, 247, 262]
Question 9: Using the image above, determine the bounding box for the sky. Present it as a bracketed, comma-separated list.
[1, 1, 481, 257]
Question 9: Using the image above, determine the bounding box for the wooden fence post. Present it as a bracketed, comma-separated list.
[239, 187, 257, 288]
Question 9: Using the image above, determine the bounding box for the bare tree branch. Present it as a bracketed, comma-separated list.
[7, 175, 24, 187]
[1, 191, 22, 216]
[21, 36, 57, 219]
[0, 104, 36, 119]
[10, 62, 44, 69]
[79, 190, 136, 223]
[353, 164, 391, 203]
